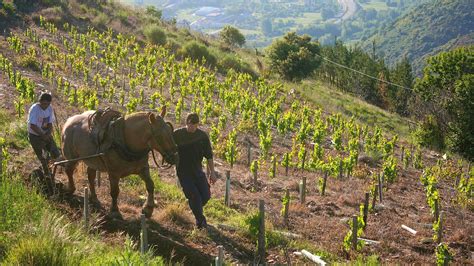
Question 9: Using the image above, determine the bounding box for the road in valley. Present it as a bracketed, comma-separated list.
[335, 0, 359, 23]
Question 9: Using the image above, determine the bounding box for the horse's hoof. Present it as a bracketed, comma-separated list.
[142, 206, 154, 218]
[90, 197, 102, 208]
[65, 187, 76, 195]
[108, 211, 123, 220]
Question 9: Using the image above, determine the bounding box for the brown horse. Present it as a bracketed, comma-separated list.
[61, 110, 178, 218]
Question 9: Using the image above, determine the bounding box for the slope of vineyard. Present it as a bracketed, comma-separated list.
[0, 1, 473, 265]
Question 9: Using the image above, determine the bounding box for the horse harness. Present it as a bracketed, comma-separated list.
[88, 108, 149, 162]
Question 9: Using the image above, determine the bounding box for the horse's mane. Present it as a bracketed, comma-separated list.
[125, 111, 149, 118]
[125, 112, 166, 124]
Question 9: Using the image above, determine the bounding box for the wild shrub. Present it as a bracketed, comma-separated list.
[180, 41, 217, 67]
[218, 54, 256, 77]
[145, 6, 162, 21]
[412, 115, 444, 150]
[92, 12, 108, 28]
[0, 8, 8, 18]
[219, 25, 245, 47]
[116, 9, 129, 25]
[2, 2, 16, 15]
[143, 24, 167, 46]
[165, 39, 181, 53]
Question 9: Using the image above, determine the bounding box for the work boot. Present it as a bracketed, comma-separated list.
[196, 217, 208, 230]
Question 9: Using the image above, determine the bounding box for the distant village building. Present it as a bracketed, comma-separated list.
[194, 7, 223, 17]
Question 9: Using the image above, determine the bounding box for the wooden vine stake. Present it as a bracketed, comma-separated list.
[258, 200, 266, 263]
[247, 141, 252, 167]
[352, 215, 358, 250]
[84, 187, 89, 230]
[216, 245, 224, 266]
[140, 214, 148, 254]
[272, 156, 277, 178]
[455, 172, 461, 187]
[371, 185, 378, 210]
[434, 199, 440, 223]
[437, 211, 444, 244]
[401, 146, 405, 162]
[253, 162, 258, 189]
[378, 173, 383, 203]
[283, 189, 290, 225]
[338, 160, 343, 179]
[321, 171, 328, 196]
[301, 149, 307, 171]
[299, 176, 306, 204]
[363, 192, 369, 225]
[224, 170, 231, 207]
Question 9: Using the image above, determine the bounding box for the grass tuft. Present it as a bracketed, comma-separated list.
[153, 174, 185, 201]
[4, 236, 75, 265]
[0, 164, 164, 264]
[157, 203, 193, 228]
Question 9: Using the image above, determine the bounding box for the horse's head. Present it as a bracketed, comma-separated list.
[147, 110, 179, 166]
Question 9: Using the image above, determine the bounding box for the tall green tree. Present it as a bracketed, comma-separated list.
[146, 6, 162, 21]
[415, 46, 474, 159]
[219, 25, 245, 47]
[390, 57, 413, 116]
[266, 32, 321, 81]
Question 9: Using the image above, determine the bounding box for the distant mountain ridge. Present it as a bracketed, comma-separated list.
[364, 0, 473, 75]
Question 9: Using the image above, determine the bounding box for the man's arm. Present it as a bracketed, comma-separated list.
[202, 131, 217, 184]
[30, 124, 44, 136]
[30, 123, 52, 140]
[207, 158, 217, 184]
[44, 122, 53, 134]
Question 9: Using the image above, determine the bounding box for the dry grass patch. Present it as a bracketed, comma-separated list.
[156, 203, 193, 229]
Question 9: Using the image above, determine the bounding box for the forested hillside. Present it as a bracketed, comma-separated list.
[120, 0, 425, 47]
[364, 0, 474, 73]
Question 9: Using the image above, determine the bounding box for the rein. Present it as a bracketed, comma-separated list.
[148, 119, 175, 169]
[150, 148, 173, 170]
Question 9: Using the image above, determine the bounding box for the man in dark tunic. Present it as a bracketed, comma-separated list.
[173, 113, 217, 229]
